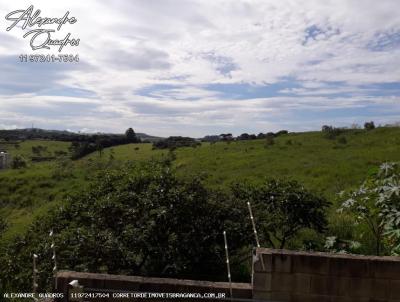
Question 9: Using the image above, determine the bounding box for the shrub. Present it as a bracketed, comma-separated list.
[275, 130, 288, 136]
[0, 161, 252, 291]
[364, 121, 375, 131]
[232, 179, 330, 249]
[11, 155, 27, 169]
[338, 162, 400, 255]
[321, 125, 344, 139]
[153, 136, 200, 150]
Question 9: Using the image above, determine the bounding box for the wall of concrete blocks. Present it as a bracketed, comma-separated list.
[56, 271, 252, 302]
[252, 248, 400, 302]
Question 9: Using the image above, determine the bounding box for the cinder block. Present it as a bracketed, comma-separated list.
[330, 296, 371, 302]
[253, 290, 291, 301]
[268, 291, 292, 301]
[254, 253, 272, 273]
[252, 272, 272, 291]
[292, 254, 330, 275]
[347, 277, 373, 298]
[390, 280, 400, 300]
[371, 260, 400, 279]
[273, 254, 292, 273]
[271, 273, 294, 292]
[372, 279, 389, 300]
[253, 290, 273, 300]
[310, 276, 330, 295]
[292, 273, 311, 294]
[292, 293, 331, 302]
[329, 257, 370, 277]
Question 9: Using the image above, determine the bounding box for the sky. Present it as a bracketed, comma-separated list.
[0, 0, 399, 137]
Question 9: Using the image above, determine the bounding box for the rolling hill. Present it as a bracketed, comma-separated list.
[1, 126, 400, 246]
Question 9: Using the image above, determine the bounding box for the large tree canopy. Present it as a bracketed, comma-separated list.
[0, 161, 252, 291]
[0, 161, 330, 291]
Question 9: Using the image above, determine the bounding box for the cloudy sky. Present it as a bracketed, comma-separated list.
[1, 0, 399, 136]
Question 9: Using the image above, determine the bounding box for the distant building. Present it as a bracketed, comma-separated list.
[0, 150, 9, 169]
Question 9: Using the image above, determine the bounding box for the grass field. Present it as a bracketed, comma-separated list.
[1, 127, 400, 246]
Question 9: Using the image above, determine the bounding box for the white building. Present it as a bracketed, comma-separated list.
[0, 151, 9, 169]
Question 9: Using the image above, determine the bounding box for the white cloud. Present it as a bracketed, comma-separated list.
[0, 0, 399, 135]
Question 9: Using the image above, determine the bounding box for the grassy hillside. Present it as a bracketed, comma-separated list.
[1, 128, 400, 246]
[83, 127, 400, 197]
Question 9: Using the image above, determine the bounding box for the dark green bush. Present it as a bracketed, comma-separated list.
[232, 179, 330, 249]
[0, 161, 252, 291]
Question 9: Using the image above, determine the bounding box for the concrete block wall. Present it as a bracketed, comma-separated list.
[56, 271, 252, 302]
[253, 248, 400, 302]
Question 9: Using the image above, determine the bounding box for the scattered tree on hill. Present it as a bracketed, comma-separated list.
[219, 133, 233, 141]
[153, 137, 200, 150]
[125, 128, 138, 143]
[32, 145, 47, 156]
[69, 132, 141, 159]
[321, 125, 344, 139]
[275, 130, 288, 136]
[96, 140, 104, 157]
[364, 121, 375, 131]
[11, 155, 27, 169]
[238, 133, 257, 140]
[201, 135, 220, 143]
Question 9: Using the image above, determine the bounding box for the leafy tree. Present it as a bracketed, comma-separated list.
[238, 133, 251, 140]
[0, 161, 252, 291]
[364, 121, 376, 131]
[338, 162, 400, 255]
[321, 125, 344, 139]
[219, 134, 233, 141]
[11, 155, 27, 169]
[153, 136, 200, 150]
[232, 179, 330, 249]
[125, 128, 138, 142]
[96, 139, 104, 157]
[275, 130, 288, 136]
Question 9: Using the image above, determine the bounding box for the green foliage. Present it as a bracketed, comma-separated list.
[31, 145, 48, 156]
[153, 136, 201, 150]
[275, 130, 289, 136]
[2, 127, 400, 267]
[364, 121, 376, 131]
[232, 179, 330, 249]
[0, 161, 252, 291]
[125, 128, 139, 143]
[337, 136, 347, 144]
[11, 155, 27, 169]
[321, 125, 345, 139]
[338, 162, 400, 255]
[69, 133, 141, 159]
[237, 133, 257, 140]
